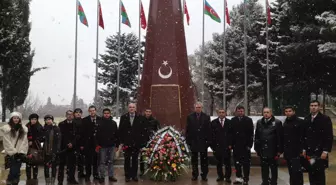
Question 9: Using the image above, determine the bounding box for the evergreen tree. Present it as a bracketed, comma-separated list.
[0, 0, 45, 121]
[199, 0, 267, 112]
[98, 33, 144, 111]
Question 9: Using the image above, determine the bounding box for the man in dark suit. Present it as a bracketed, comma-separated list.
[231, 106, 254, 185]
[254, 107, 283, 185]
[140, 108, 160, 176]
[211, 108, 232, 183]
[119, 103, 148, 182]
[58, 110, 78, 185]
[73, 108, 85, 179]
[303, 100, 333, 185]
[185, 102, 212, 181]
[80, 105, 102, 182]
[283, 106, 304, 185]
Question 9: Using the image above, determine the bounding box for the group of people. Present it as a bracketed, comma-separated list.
[1, 104, 160, 185]
[186, 100, 333, 185]
[1, 100, 333, 185]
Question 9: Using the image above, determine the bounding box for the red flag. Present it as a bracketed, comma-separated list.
[140, 1, 147, 29]
[266, 0, 271, 25]
[184, 0, 190, 25]
[225, 0, 230, 25]
[98, 0, 104, 29]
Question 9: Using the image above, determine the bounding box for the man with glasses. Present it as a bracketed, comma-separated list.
[254, 107, 283, 185]
[186, 102, 212, 181]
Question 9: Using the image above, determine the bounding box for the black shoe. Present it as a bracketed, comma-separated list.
[125, 178, 131, 182]
[225, 178, 232, 183]
[133, 177, 139, 182]
[243, 182, 249, 185]
[201, 177, 208, 181]
[234, 181, 243, 184]
[216, 177, 224, 182]
[68, 179, 79, 184]
[191, 176, 197, 181]
[85, 177, 90, 182]
[58, 182, 63, 185]
[109, 177, 118, 182]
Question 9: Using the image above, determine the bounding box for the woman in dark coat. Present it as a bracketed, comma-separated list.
[26, 113, 43, 180]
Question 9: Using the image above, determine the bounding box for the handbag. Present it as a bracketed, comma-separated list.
[28, 141, 44, 165]
[4, 136, 20, 169]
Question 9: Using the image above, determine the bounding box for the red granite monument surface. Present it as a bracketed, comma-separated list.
[137, 0, 195, 130]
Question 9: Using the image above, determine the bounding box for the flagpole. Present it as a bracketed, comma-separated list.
[182, 0, 185, 21]
[116, 0, 121, 118]
[243, 0, 248, 114]
[73, 0, 79, 110]
[95, 0, 99, 103]
[222, 0, 227, 110]
[201, 0, 205, 104]
[138, 0, 141, 88]
[266, 0, 270, 107]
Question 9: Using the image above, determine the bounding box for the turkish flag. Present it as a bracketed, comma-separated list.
[98, 0, 104, 29]
[225, 0, 230, 25]
[184, 0, 190, 25]
[266, 0, 271, 25]
[140, 1, 147, 29]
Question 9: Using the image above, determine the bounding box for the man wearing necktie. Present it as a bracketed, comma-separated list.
[254, 107, 283, 185]
[303, 100, 333, 185]
[231, 106, 254, 185]
[210, 108, 232, 183]
[119, 103, 148, 182]
[81, 106, 102, 182]
[185, 102, 212, 181]
[58, 110, 78, 185]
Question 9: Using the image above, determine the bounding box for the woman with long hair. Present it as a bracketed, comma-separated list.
[26, 113, 43, 180]
[0, 112, 28, 185]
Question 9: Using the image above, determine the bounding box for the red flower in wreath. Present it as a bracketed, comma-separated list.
[122, 146, 129, 151]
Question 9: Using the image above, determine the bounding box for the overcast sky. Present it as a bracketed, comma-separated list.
[29, 0, 270, 105]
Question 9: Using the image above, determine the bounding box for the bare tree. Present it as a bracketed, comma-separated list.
[16, 91, 42, 119]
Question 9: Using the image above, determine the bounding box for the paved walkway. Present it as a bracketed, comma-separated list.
[0, 167, 291, 185]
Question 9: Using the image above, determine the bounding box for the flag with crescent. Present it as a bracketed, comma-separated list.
[204, 0, 221, 23]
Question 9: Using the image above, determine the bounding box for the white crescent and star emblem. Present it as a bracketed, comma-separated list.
[158, 60, 172, 79]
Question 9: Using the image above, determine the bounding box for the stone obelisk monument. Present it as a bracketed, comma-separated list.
[137, 0, 195, 130]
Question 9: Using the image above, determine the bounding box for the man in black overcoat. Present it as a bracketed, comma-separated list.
[185, 102, 212, 181]
[254, 107, 283, 185]
[119, 103, 148, 182]
[231, 106, 254, 185]
[73, 108, 85, 178]
[303, 100, 333, 185]
[80, 105, 102, 182]
[283, 105, 304, 185]
[211, 108, 232, 183]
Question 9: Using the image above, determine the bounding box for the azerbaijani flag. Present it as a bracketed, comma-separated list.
[121, 1, 131, 27]
[204, 0, 221, 23]
[78, 0, 88, 26]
